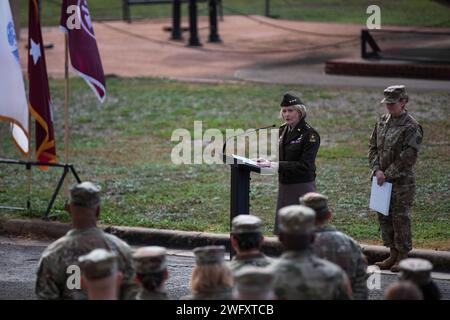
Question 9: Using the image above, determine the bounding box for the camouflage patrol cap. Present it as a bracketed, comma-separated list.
[277, 205, 316, 235]
[133, 246, 167, 274]
[299, 192, 329, 217]
[399, 258, 433, 285]
[381, 85, 408, 104]
[78, 248, 118, 280]
[280, 93, 303, 107]
[231, 215, 262, 234]
[70, 181, 101, 208]
[234, 266, 275, 294]
[193, 245, 225, 265]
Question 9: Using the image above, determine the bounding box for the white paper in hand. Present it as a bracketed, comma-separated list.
[369, 177, 392, 216]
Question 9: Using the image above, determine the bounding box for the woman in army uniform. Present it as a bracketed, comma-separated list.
[369, 85, 423, 272]
[257, 93, 320, 234]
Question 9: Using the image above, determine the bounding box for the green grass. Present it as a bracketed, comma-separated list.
[19, 0, 450, 28]
[0, 78, 449, 250]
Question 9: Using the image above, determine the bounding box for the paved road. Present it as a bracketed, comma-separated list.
[0, 236, 448, 300]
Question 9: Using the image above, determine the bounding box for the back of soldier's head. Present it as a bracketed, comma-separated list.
[399, 258, 433, 286]
[384, 281, 423, 300]
[133, 246, 168, 291]
[70, 181, 101, 210]
[190, 246, 233, 293]
[277, 205, 315, 250]
[231, 215, 264, 251]
[299, 192, 330, 222]
[78, 249, 121, 300]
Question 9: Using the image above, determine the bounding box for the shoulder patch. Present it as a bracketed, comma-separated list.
[309, 133, 317, 143]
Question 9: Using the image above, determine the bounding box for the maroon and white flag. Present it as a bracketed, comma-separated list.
[60, 0, 106, 103]
[29, 0, 57, 166]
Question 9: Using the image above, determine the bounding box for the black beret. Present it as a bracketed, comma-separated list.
[280, 93, 303, 107]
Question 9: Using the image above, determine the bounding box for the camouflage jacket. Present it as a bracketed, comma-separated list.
[229, 252, 273, 273]
[313, 224, 368, 300]
[35, 227, 138, 300]
[368, 112, 423, 183]
[268, 249, 351, 300]
[180, 287, 232, 300]
[136, 289, 168, 300]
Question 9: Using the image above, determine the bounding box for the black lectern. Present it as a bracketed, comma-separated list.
[224, 155, 275, 222]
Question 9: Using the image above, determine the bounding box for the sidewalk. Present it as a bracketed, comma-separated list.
[17, 15, 450, 91]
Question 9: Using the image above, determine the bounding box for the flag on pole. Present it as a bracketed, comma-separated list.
[0, 0, 29, 155]
[60, 0, 106, 103]
[28, 0, 57, 165]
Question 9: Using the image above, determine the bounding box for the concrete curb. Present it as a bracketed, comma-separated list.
[1, 218, 449, 272]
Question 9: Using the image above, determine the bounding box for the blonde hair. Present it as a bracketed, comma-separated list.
[279, 104, 307, 121]
[189, 264, 233, 294]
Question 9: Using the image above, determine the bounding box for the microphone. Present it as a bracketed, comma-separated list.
[222, 124, 277, 164]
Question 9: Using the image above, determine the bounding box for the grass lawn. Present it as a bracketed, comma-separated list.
[0, 77, 449, 250]
[22, 0, 450, 28]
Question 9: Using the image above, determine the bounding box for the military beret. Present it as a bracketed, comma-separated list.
[234, 266, 275, 294]
[277, 205, 316, 235]
[193, 245, 225, 265]
[133, 246, 167, 274]
[299, 192, 329, 216]
[381, 85, 408, 104]
[399, 258, 433, 285]
[280, 93, 303, 107]
[231, 215, 262, 234]
[78, 248, 118, 280]
[70, 181, 101, 208]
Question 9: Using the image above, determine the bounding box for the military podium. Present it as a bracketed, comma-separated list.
[223, 155, 276, 222]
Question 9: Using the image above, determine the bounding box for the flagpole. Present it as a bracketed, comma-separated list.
[64, 33, 69, 165]
[27, 113, 32, 214]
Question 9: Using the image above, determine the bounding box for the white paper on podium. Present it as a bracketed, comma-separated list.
[369, 177, 392, 216]
[231, 154, 277, 175]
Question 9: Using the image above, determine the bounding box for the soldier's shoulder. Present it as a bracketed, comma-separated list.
[304, 122, 319, 134]
[404, 113, 421, 128]
[41, 234, 72, 258]
[104, 232, 133, 252]
[313, 256, 346, 277]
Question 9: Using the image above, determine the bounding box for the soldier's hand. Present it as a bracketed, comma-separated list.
[375, 170, 386, 186]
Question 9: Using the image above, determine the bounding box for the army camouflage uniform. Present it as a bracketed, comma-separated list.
[35, 227, 137, 300]
[270, 205, 351, 300]
[314, 225, 368, 300]
[229, 253, 273, 273]
[269, 249, 350, 300]
[369, 109, 423, 254]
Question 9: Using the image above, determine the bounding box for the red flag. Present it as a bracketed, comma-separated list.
[60, 0, 106, 103]
[28, 0, 57, 166]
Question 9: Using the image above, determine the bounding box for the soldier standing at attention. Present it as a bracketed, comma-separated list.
[268, 205, 351, 300]
[369, 85, 423, 272]
[78, 249, 123, 300]
[300, 192, 368, 300]
[35, 182, 138, 300]
[133, 246, 169, 300]
[229, 215, 272, 273]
